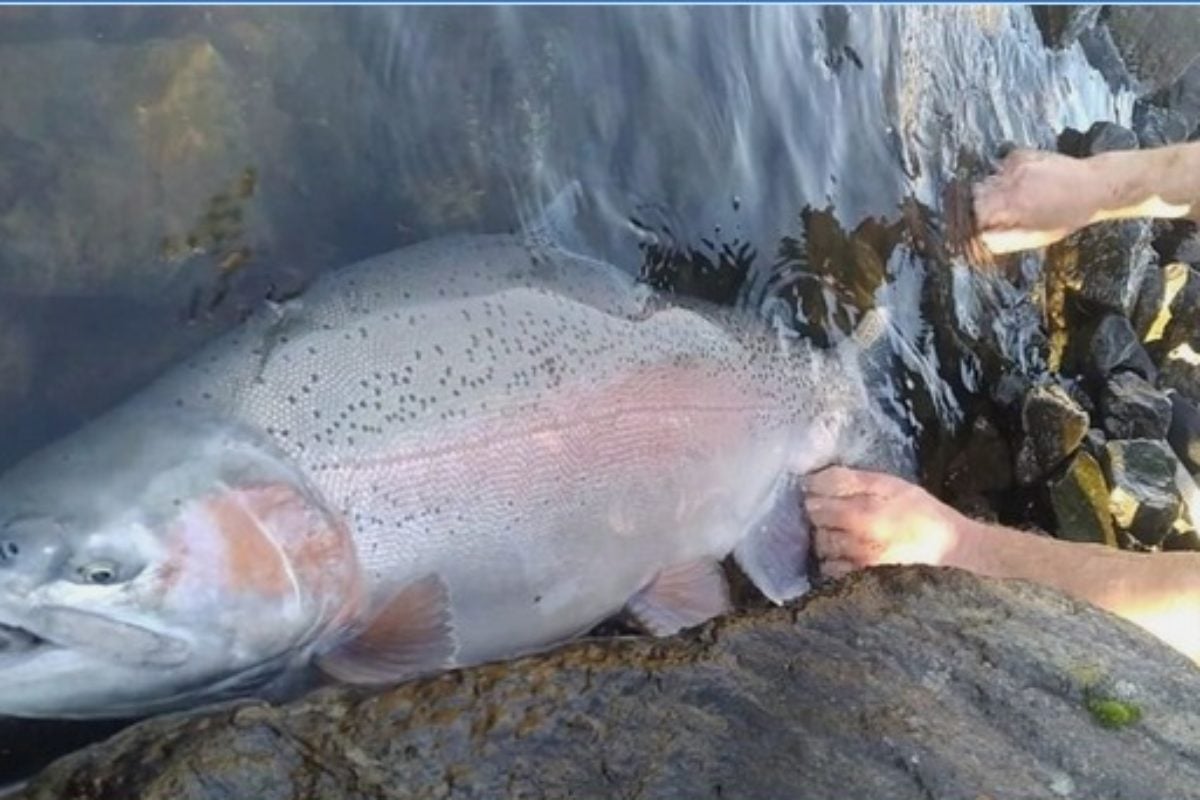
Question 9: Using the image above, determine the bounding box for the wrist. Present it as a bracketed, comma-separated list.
[1082, 151, 1139, 223]
[941, 514, 999, 575]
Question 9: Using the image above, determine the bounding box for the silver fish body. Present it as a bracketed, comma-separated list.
[0, 234, 895, 716]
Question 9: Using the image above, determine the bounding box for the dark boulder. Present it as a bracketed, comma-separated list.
[1133, 261, 1191, 345]
[1100, 372, 1172, 440]
[1163, 527, 1200, 551]
[1133, 101, 1192, 148]
[1048, 451, 1117, 546]
[1081, 120, 1140, 155]
[1159, 345, 1200, 406]
[1168, 390, 1200, 476]
[1076, 314, 1158, 384]
[1016, 384, 1089, 485]
[1103, 439, 1184, 547]
[1074, 222, 1159, 321]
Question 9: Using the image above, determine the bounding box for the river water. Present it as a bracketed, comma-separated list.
[0, 4, 1134, 785]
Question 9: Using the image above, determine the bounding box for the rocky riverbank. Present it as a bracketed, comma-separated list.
[915, 114, 1200, 555]
[2, 6, 1200, 797]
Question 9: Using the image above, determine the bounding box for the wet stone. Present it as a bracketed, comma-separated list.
[944, 415, 1013, 502]
[1100, 372, 1172, 440]
[1135, 261, 1191, 345]
[1062, 377, 1096, 418]
[1167, 390, 1200, 475]
[1074, 221, 1158, 320]
[1048, 451, 1117, 547]
[1083, 427, 1108, 460]
[1081, 121, 1140, 155]
[1158, 343, 1200, 406]
[1132, 101, 1192, 148]
[1162, 527, 1200, 551]
[1102, 439, 1183, 547]
[1032, 6, 1102, 50]
[1083, 314, 1157, 383]
[1160, 263, 1200, 353]
[1076, 23, 1137, 95]
[991, 370, 1032, 415]
[1017, 383, 1090, 484]
[1163, 58, 1200, 132]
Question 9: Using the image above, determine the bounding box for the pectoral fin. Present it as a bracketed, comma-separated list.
[316, 574, 456, 685]
[626, 559, 730, 636]
[733, 483, 812, 604]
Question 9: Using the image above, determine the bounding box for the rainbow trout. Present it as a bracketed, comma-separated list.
[0, 234, 894, 718]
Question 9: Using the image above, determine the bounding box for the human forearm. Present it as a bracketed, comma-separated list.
[964, 521, 1200, 663]
[1088, 141, 1200, 223]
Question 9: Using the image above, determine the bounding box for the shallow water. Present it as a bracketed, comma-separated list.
[0, 5, 1133, 784]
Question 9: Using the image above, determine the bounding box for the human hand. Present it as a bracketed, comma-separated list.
[972, 148, 1100, 255]
[803, 467, 970, 577]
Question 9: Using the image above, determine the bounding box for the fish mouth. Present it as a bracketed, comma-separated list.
[0, 605, 189, 668]
[0, 621, 54, 659]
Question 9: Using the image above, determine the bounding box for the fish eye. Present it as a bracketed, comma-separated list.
[75, 560, 121, 586]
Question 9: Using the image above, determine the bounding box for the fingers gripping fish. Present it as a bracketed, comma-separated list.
[0, 234, 896, 718]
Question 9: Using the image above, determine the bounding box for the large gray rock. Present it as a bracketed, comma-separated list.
[1048, 451, 1117, 547]
[14, 567, 1200, 800]
[1100, 372, 1172, 440]
[1103, 439, 1184, 547]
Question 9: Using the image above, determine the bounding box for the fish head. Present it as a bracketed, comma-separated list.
[0, 409, 362, 718]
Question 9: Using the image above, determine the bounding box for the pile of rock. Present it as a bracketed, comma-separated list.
[940, 119, 1200, 554]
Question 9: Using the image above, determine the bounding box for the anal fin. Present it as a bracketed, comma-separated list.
[626, 559, 730, 636]
[316, 574, 456, 686]
[733, 483, 812, 604]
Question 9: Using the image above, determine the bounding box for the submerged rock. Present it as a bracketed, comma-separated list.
[1048, 451, 1117, 546]
[1103, 439, 1184, 547]
[15, 567, 1200, 800]
[1100, 372, 1172, 440]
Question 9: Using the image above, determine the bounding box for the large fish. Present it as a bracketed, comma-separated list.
[0, 234, 899, 718]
